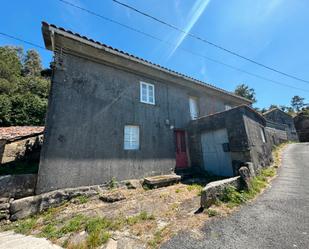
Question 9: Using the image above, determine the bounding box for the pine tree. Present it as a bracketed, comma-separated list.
[23, 49, 42, 77]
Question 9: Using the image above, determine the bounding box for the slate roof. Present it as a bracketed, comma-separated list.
[42, 21, 252, 104]
[0, 126, 44, 141]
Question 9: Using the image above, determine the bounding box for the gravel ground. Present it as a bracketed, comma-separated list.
[162, 143, 309, 249]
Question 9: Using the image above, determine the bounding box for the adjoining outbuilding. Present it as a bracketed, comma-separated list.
[187, 105, 283, 177]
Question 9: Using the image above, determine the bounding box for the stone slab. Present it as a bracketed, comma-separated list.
[143, 174, 181, 188]
[0, 231, 62, 249]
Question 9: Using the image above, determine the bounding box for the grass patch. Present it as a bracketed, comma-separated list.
[39, 224, 63, 239]
[86, 230, 110, 248]
[148, 228, 166, 248]
[60, 214, 86, 234]
[221, 169, 273, 208]
[14, 217, 38, 235]
[187, 184, 203, 196]
[206, 209, 219, 217]
[126, 211, 155, 225]
[74, 195, 89, 204]
[175, 188, 182, 193]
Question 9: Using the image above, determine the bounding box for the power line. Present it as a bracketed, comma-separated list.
[112, 0, 309, 85]
[57, 0, 309, 93]
[0, 32, 47, 50]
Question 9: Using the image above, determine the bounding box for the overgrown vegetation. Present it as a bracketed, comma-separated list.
[219, 145, 283, 208]
[0, 46, 50, 126]
[1, 209, 156, 248]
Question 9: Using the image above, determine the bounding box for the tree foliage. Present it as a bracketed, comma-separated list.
[234, 84, 257, 103]
[291, 95, 305, 112]
[0, 46, 50, 126]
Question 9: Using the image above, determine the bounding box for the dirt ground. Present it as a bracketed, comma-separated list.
[6, 180, 232, 248]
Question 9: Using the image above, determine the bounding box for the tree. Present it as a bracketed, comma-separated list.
[0, 46, 50, 126]
[0, 46, 22, 82]
[23, 49, 42, 77]
[234, 84, 257, 103]
[291, 95, 305, 112]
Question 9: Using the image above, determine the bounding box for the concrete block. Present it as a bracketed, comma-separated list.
[200, 176, 241, 208]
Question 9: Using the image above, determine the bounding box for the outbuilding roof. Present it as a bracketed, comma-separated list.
[0, 126, 44, 142]
[41, 22, 252, 104]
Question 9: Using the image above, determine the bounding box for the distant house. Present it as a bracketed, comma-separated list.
[263, 108, 298, 141]
[37, 22, 285, 193]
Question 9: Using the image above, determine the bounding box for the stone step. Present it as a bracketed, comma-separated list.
[143, 174, 181, 189]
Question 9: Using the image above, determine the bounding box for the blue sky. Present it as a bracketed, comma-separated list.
[1, 0, 309, 108]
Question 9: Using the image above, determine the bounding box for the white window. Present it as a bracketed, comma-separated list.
[260, 127, 266, 143]
[225, 104, 232, 110]
[189, 97, 199, 120]
[140, 82, 155, 105]
[124, 125, 140, 150]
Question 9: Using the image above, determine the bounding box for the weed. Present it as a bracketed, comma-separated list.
[86, 230, 110, 248]
[39, 224, 63, 239]
[14, 217, 38, 235]
[60, 214, 86, 234]
[206, 209, 219, 217]
[108, 177, 118, 189]
[260, 167, 276, 178]
[187, 184, 204, 196]
[75, 195, 89, 204]
[148, 228, 166, 248]
[126, 211, 155, 225]
[175, 188, 182, 193]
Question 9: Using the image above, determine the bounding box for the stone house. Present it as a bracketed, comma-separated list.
[37, 23, 286, 193]
[37, 22, 254, 193]
[263, 108, 298, 141]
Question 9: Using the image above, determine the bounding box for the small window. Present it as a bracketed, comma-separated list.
[189, 97, 199, 120]
[140, 82, 155, 105]
[124, 125, 140, 150]
[260, 127, 266, 143]
[225, 105, 232, 110]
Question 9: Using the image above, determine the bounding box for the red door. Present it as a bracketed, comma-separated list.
[175, 130, 189, 168]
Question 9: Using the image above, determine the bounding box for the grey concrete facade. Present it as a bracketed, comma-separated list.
[36, 23, 250, 193]
[187, 106, 284, 175]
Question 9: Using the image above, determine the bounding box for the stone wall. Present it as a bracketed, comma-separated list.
[263, 108, 298, 141]
[294, 113, 309, 142]
[0, 174, 37, 199]
[0, 135, 43, 164]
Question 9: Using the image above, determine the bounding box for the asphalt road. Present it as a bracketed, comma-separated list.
[162, 143, 309, 249]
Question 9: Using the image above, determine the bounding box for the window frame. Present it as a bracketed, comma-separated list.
[189, 96, 199, 120]
[260, 127, 267, 143]
[140, 81, 155, 105]
[124, 125, 140, 150]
